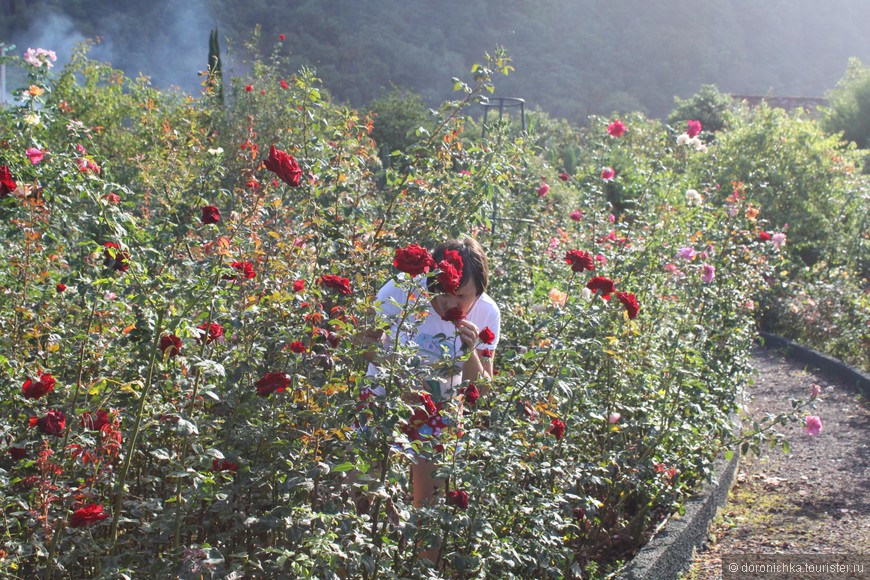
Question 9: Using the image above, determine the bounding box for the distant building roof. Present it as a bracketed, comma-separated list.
[730, 95, 827, 113]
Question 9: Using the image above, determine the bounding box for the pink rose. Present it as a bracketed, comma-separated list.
[26, 147, 45, 164]
[804, 415, 822, 436]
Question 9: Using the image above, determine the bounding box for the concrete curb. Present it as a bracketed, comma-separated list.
[618, 333, 870, 580]
[758, 332, 870, 400]
[618, 426, 741, 580]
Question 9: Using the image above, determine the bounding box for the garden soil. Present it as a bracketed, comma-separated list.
[683, 347, 870, 579]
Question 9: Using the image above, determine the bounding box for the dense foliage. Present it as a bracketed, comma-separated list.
[823, 57, 870, 151]
[4, 0, 870, 121]
[0, 40, 866, 579]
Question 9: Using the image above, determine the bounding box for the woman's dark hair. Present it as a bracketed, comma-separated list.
[427, 238, 489, 296]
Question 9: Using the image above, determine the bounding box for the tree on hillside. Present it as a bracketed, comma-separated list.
[822, 57, 870, 149]
[367, 87, 432, 165]
[668, 84, 735, 134]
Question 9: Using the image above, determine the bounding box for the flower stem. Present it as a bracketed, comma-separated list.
[109, 308, 165, 555]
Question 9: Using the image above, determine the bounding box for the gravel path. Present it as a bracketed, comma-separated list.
[683, 347, 870, 579]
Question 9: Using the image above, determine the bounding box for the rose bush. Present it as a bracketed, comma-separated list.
[0, 39, 861, 579]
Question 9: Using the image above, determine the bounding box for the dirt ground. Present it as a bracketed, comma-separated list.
[682, 347, 870, 579]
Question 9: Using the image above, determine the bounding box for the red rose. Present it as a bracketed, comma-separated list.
[758, 231, 771, 241]
[245, 84, 253, 92]
[586, 276, 615, 300]
[319, 274, 352, 295]
[22, 373, 55, 400]
[102, 192, 120, 203]
[394, 244, 435, 277]
[201, 205, 221, 224]
[8, 447, 26, 460]
[480, 348, 494, 358]
[288, 341, 306, 354]
[558, 172, 570, 181]
[419, 392, 439, 416]
[82, 409, 109, 431]
[56, 283, 67, 293]
[446, 489, 469, 510]
[292, 279, 305, 292]
[441, 307, 466, 323]
[278, 34, 286, 41]
[69, 504, 110, 528]
[686, 120, 702, 138]
[255, 372, 291, 397]
[564, 249, 595, 272]
[159, 334, 182, 358]
[549, 418, 566, 441]
[442, 249, 463, 273]
[103, 242, 130, 272]
[464, 384, 480, 405]
[212, 459, 239, 472]
[279, 79, 289, 89]
[264, 145, 303, 187]
[0, 165, 16, 196]
[607, 119, 626, 137]
[224, 261, 256, 280]
[197, 322, 224, 344]
[615, 291, 639, 320]
[478, 327, 495, 344]
[30, 409, 66, 436]
[436, 261, 462, 295]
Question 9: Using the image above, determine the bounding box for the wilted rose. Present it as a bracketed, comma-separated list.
[103, 242, 130, 272]
[22, 373, 55, 400]
[564, 249, 595, 272]
[446, 489, 469, 510]
[201, 205, 221, 224]
[30, 409, 66, 436]
[82, 409, 110, 431]
[159, 334, 182, 358]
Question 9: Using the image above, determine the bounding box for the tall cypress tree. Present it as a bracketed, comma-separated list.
[207, 27, 223, 104]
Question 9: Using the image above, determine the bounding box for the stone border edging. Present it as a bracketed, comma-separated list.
[618, 332, 870, 580]
[617, 430, 741, 580]
[758, 332, 870, 400]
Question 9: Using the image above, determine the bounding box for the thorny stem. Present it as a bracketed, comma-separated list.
[109, 309, 165, 555]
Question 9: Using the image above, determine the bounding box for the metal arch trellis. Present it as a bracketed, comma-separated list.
[479, 96, 534, 237]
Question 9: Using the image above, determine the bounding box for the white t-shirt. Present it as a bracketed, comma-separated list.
[365, 277, 501, 397]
